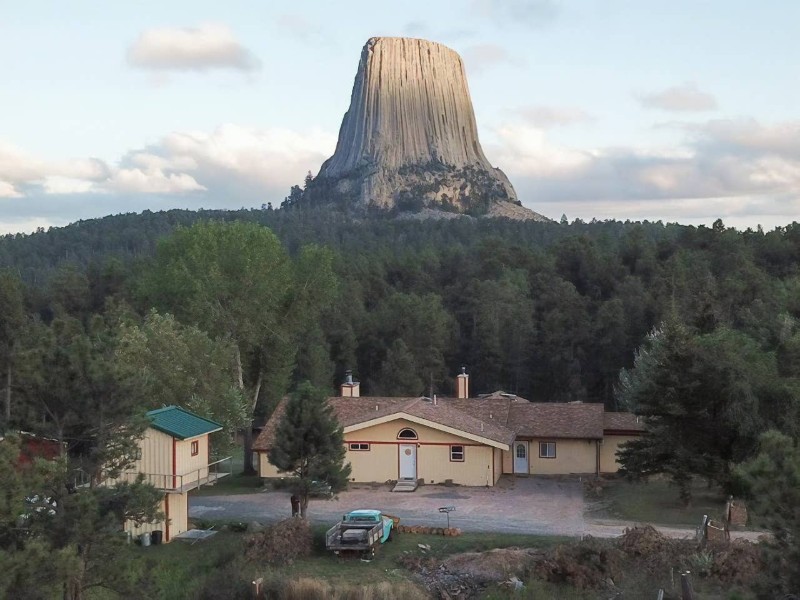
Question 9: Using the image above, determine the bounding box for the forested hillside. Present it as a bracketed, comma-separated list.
[3, 209, 800, 411]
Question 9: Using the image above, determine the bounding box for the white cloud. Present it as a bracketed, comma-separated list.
[462, 44, 522, 73]
[127, 24, 261, 72]
[491, 125, 591, 177]
[512, 105, 594, 128]
[492, 116, 800, 227]
[639, 83, 718, 112]
[0, 181, 21, 198]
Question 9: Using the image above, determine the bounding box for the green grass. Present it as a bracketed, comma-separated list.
[107, 524, 758, 599]
[588, 477, 728, 527]
[277, 525, 569, 584]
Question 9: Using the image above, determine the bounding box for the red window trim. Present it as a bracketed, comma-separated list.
[449, 444, 465, 462]
[190, 440, 199, 456]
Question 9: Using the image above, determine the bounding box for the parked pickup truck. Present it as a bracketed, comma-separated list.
[325, 509, 398, 557]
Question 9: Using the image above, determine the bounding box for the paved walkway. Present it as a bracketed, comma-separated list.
[189, 476, 765, 541]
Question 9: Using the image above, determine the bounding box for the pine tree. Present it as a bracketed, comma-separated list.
[736, 431, 800, 594]
[268, 382, 350, 517]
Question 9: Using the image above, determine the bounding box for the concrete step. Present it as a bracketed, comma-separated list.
[392, 479, 418, 493]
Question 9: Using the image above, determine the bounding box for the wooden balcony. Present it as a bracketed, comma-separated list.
[111, 457, 232, 493]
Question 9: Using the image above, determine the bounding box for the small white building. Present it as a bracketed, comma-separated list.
[111, 406, 230, 542]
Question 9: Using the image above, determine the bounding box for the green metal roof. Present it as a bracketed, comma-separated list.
[146, 406, 223, 440]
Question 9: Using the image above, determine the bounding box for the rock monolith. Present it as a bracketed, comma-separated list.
[305, 37, 547, 219]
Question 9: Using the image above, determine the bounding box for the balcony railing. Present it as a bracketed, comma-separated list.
[110, 457, 232, 493]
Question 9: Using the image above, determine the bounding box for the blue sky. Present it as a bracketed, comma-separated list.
[1, 0, 799, 234]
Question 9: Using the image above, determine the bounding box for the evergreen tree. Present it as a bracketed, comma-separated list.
[736, 431, 800, 595]
[268, 382, 350, 517]
[0, 270, 25, 429]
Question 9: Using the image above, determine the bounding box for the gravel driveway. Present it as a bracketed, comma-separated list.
[190, 475, 586, 536]
[190, 475, 764, 541]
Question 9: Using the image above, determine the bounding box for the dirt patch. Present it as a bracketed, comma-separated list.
[443, 548, 544, 583]
[534, 536, 623, 590]
[398, 525, 765, 597]
[245, 518, 313, 565]
[710, 539, 763, 585]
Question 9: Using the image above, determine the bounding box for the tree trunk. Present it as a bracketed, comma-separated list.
[5, 359, 10, 425]
[241, 368, 263, 476]
[300, 493, 309, 519]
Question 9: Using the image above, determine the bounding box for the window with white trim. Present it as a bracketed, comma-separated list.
[348, 443, 370, 451]
[539, 441, 556, 459]
[397, 428, 418, 440]
[450, 445, 465, 462]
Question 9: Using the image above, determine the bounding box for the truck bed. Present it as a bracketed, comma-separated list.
[325, 522, 382, 552]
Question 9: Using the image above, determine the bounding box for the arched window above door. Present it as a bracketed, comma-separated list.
[397, 428, 418, 440]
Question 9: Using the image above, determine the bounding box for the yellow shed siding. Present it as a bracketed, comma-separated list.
[174, 435, 211, 486]
[124, 491, 189, 544]
[600, 435, 638, 473]
[167, 492, 189, 539]
[493, 447, 503, 484]
[528, 438, 598, 475]
[136, 428, 173, 485]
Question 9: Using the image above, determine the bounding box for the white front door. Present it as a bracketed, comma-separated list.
[514, 441, 529, 475]
[399, 444, 417, 480]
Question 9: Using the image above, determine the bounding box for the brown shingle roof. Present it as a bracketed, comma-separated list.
[511, 402, 605, 439]
[252, 398, 288, 452]
[252, 394, 630, 451]
[603, 412, 646, 433]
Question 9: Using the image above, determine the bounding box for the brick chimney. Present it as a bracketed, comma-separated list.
[456, 367, 469, 399]
[340, 370, 360, 397]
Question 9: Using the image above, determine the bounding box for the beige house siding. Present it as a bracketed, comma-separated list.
[345, 418, 499, 486]
[417, 444, 494, 486]
[493, 447, 503, 484]
[527, 438, 598, 475]
[600, 435, 637, 473]
[344, 442, 397, 483]
[501, 448, 512, 474]
[349, 418, 490, 444]
[258, 452, 282, 478]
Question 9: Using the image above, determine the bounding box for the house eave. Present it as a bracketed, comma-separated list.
[343, 412, 512, 450]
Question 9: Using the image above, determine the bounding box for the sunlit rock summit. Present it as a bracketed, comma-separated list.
[305, 37, 547, 220]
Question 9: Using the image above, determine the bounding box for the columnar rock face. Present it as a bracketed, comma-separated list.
[308, 37, 544, 218]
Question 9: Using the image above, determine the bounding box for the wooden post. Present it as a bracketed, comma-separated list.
[251, 577, 263, 599]
[680, 572, 694, 600]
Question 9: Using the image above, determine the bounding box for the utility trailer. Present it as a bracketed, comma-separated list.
[325, 509, 398, 557]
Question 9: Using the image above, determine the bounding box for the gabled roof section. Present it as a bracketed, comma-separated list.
[146, 406, 222, 440]
[342, 397, 515, 448]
